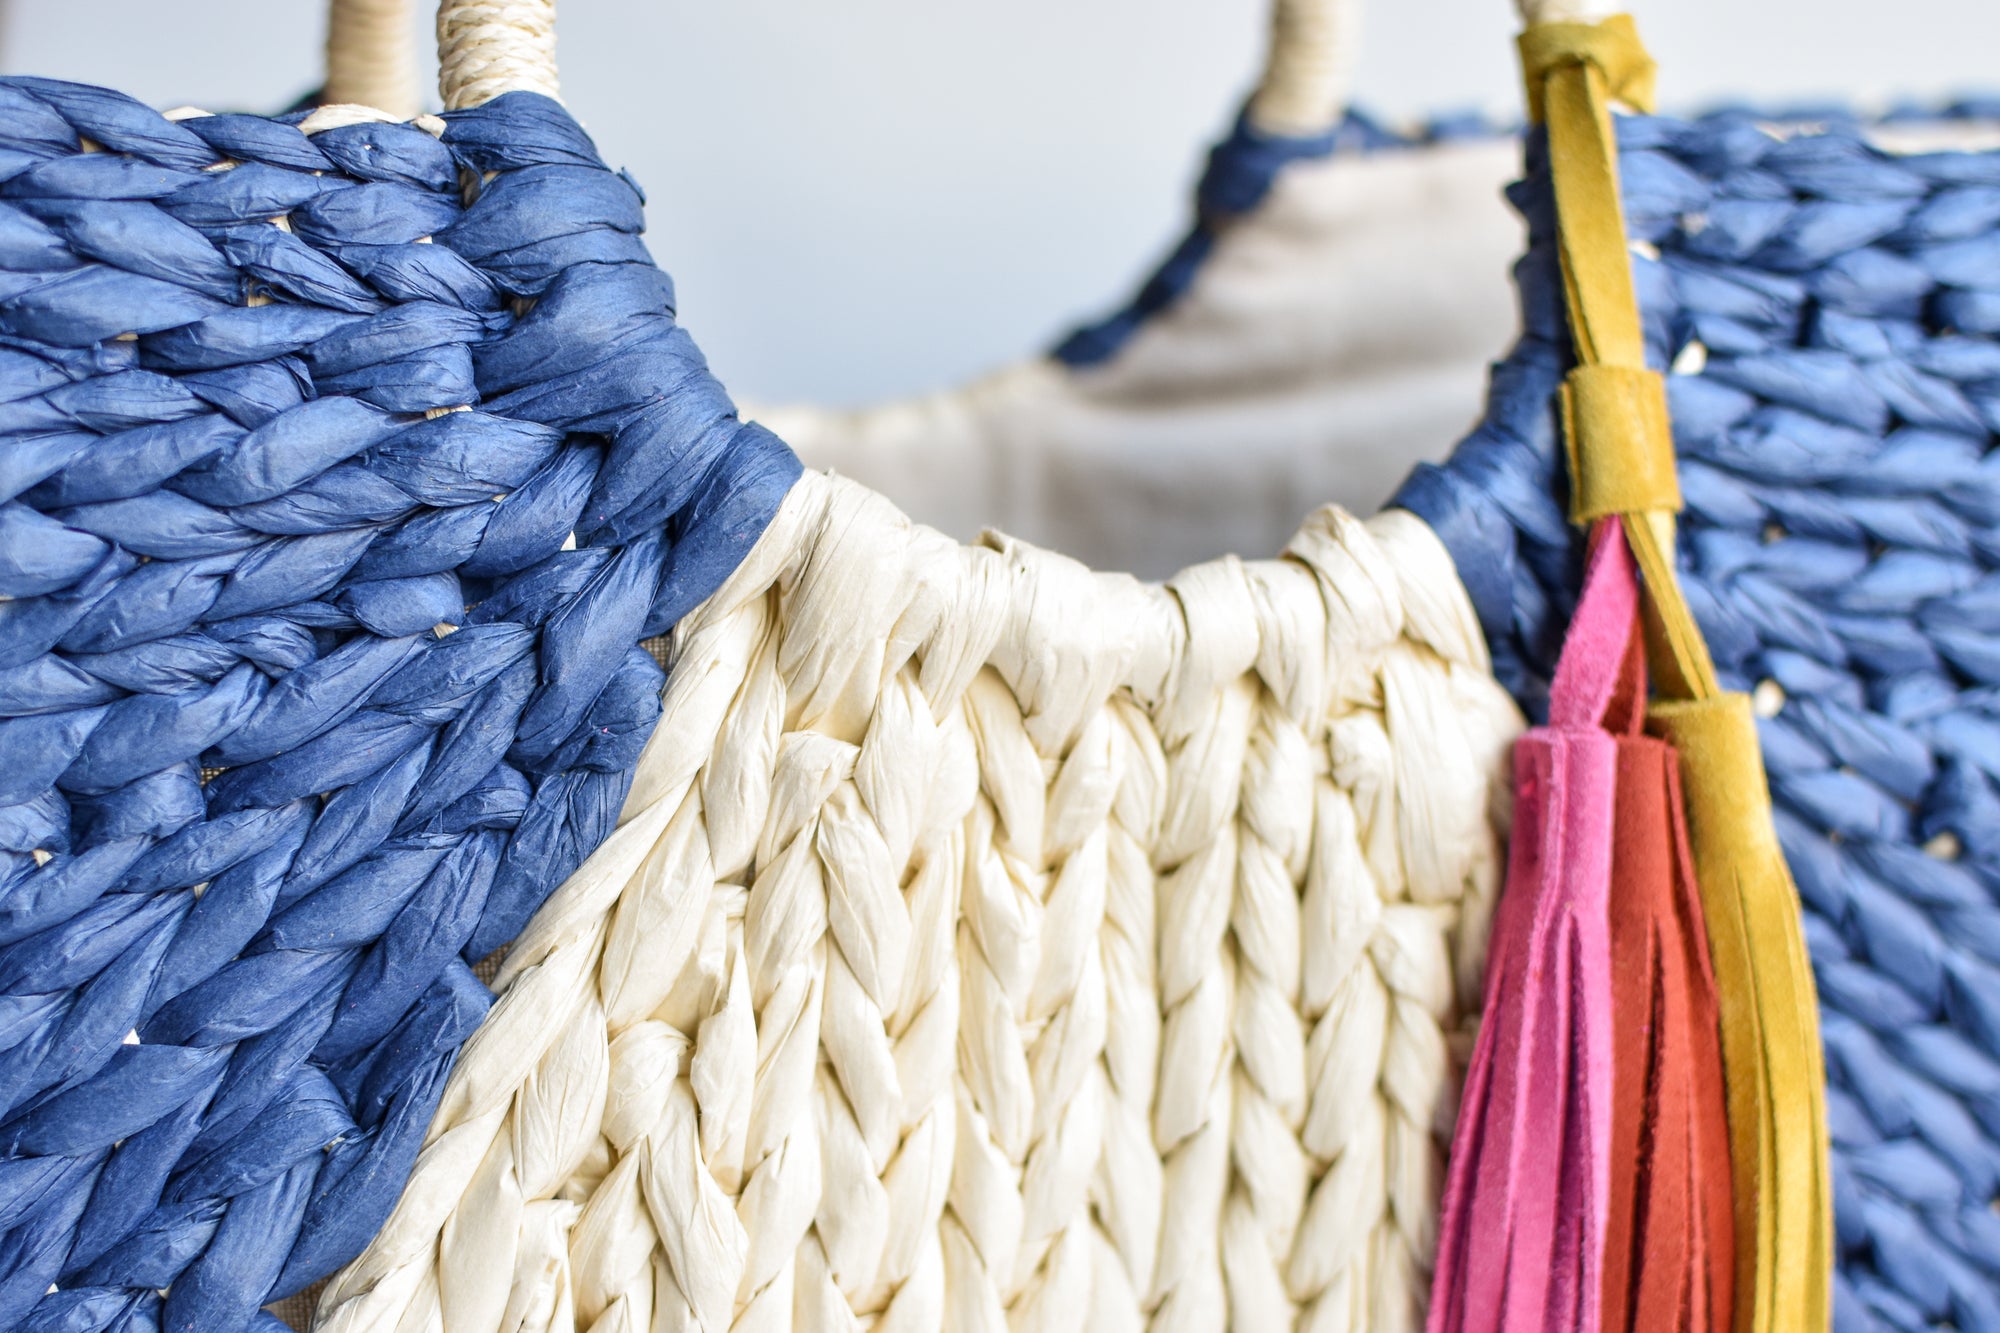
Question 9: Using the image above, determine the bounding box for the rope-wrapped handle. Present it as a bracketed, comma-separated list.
[324, 0, 561, 112]
[324, 0, 422, 117]
[436, 0, 559, 110]
[329, 0, 1614, 129]
[326, 0, 1362, 130]
[1248, 0, 1361, 137]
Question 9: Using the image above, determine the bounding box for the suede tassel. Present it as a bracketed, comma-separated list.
[1599, 539, 1735, 1332]
[1429, 522, 1633, 1333]
[1514, 14, 1834, 1328]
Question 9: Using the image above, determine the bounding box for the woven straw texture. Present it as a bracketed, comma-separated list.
[311, 467, 1521, 1331]
[0, 80, 795, 1329]
[1401, 107, 2000, 1332]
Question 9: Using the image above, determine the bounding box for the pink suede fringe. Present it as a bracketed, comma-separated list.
[1427, 522, 1637, 1333]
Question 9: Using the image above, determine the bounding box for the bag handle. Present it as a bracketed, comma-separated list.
[324, 0, 422, 117]
[315, 0, 1366, 130]
[1245, 0, 1359, 136]
[436, 0, 560, 110]
[318, 0, 1622, 127]
[1517, 8, 1836, 1327]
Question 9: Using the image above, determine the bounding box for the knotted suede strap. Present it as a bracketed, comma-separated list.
[1519, 16, 1833, 1332]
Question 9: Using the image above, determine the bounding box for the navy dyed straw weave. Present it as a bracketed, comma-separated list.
[0, 79, 797, 1331]
[1400, 109, 2000, 1333]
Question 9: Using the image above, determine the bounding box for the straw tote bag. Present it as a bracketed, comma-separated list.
[301, 0, 1985, 1327]
[0, 3, 1523, 1333]
[306, 0, 1826, 1329]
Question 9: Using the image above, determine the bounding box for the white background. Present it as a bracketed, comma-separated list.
[10, 1, 1996, 407]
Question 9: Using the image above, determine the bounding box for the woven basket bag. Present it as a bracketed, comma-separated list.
[0, 1, 1527, 1332]
[300, 4, 1529, 1331]
[298, 0, 1835, 1329]
[713, 5, 2000, 1319]
[293, 0, 1983, 1327]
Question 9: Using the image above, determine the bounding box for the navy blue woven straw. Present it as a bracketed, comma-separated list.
[1399, 108, 2000, 1333]
[0, 79, 797, 1331]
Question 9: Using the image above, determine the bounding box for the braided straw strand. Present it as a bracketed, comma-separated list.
[437, 0, 559, 110]
[314, 467, 1519, 1331]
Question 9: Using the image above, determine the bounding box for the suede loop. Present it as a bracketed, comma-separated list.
[1518, 15, 1658, 123]
[1530, 15, 1714, 695]
[1562, 365, 1680, 522]
[1531, 18, 1718, 698]
[1645, 697, 1782, 863]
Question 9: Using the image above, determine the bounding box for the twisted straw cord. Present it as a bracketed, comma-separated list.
[947, 675, 1122, 1327]
[1147, 554, 1261, 1332]
[325, 0, 422, 117]
[437, 0, 559, 110]
[313, 470, 1518, 1331]
[1222, 681, 1319, 1328]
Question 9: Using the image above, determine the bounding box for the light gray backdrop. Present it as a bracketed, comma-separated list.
[10, 1, 1995, 407]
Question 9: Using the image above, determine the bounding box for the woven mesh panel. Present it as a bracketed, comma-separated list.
[265, 1286, 321, 1330]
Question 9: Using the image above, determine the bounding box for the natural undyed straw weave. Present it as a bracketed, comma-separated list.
[312, 468, 1520, 1331]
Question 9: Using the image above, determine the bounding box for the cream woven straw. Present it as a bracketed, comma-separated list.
[305, 1, 1529, 1329]
[316, 473, 1518, 1332]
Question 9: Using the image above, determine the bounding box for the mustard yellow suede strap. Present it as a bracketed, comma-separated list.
[1519, 14, 1659, 123]
[1520, 15, 1834, 1331]
[1651, 696, 1834, 1333]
